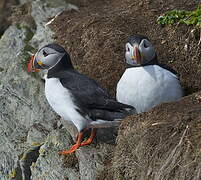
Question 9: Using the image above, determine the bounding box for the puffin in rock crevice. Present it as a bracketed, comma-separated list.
[28, 43, 136, 155]
[116, 35, 183, 113]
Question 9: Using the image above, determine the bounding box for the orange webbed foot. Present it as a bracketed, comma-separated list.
[58, 131, 84, 155]
[80, 128, 97, 147]
[58, 128, 97, 155]
[58, 144, 80, 155]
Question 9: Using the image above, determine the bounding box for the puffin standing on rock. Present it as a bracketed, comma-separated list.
[28, 43, 136, 155]
[116, 35, 183, 113]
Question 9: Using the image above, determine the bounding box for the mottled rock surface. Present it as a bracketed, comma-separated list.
[0, 23, 55, 180]
[0, 0, 78, 179]
[0, 0, 19, 36]
[30, 119, 117, 180]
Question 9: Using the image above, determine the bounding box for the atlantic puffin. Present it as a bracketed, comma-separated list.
[116, 35, 183, 113]
[28, 43, 136, 155]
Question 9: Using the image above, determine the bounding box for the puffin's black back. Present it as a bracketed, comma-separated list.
[49, 69, 135, 121]
[45, 43, 136, 121]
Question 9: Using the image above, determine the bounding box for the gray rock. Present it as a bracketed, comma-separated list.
[30, 0, 78, 48]
[0, 1, 116, 180]
[0, 24, 56, 180]
[20, 145, 41, 180]
[0, 0, 19, 35]
[0, 0, 78, 179]
[31, 121, 116, 180]
[30, 129, 80, 180]
[26, 123, 50, 145]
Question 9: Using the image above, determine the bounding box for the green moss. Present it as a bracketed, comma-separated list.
[19, 25, 35, 70]
[21, 44, 41, 80]
[16, 24, 34, 42]
[16, 23, 22, 30]
[21, 44, 35, 69]
[24, 26, 34, 43]
[157, 5, 201, 28]
[16, 24, 42, 80]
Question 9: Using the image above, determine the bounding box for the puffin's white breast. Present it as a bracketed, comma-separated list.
[45, 77, 87, 131]
[116, 65, 183, 113]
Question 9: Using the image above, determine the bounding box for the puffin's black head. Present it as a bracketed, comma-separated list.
[28, 43, 72, 72]
[125, 35, 157, 66]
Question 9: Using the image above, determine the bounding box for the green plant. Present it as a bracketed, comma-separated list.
[157, 5, 201, 28]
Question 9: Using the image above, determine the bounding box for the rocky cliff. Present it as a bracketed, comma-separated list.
[0, 0, 200, 180]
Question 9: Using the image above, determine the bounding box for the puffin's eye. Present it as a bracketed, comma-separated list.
[127, 46, 130, 52]
[43, 50, 48, 57]
[143, 40, 149, 48]
[144, 43, 148, 48]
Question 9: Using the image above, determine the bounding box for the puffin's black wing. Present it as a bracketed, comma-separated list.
[58, 70, 133, 110]
[56, 70, 135, 120]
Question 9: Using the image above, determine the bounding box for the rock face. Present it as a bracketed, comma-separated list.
[0, 0, 78, 179]
[0, 0, 201, 180]
[30, 126, 116, 180]
[0, 23, 54, 180]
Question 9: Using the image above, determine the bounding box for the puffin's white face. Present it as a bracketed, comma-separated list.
[34, 47, 65, 69]
[28, 45, 65, 72]
[125, 38, 156, 66]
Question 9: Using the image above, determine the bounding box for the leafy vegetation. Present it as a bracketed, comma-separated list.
[20, 25, 35, 71]
[157, 5, 201, 28]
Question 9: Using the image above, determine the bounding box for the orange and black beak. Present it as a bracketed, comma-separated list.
[27, 55, 40, 72]
[132, 46, 141, 65]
